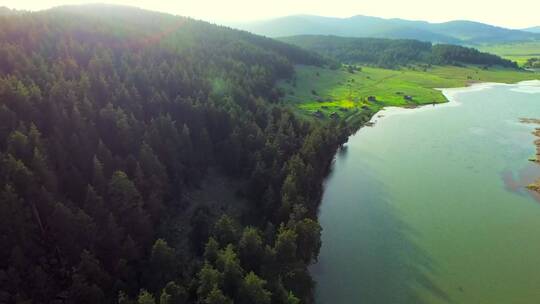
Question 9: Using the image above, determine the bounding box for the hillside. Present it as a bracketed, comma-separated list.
[279, 65, 537, 123]
[0, 5, 347, 304]
[229, 15, 540, 44]
[523, 26, 540, 33]
[279, 35, 518, 68]
[478, 41, 540, 66]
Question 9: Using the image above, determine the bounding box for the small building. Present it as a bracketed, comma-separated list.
[403, 95, 413, 101]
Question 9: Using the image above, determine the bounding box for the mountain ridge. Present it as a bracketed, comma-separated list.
[228, 15, 540, 44]
[523, 26, 540, 33]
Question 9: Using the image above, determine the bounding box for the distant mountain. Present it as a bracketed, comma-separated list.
[523, 26, 540, 33]
[229, 15, 540, 44]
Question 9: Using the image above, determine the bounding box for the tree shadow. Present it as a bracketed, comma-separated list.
[311, 146, 452, 304]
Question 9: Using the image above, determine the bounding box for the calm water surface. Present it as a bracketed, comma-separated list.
[312, 81, 540, 304]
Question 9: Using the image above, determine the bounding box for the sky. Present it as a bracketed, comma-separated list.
[1, 0, 539, 29]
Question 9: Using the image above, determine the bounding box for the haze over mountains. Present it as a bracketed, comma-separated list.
[524, 26, 540, 33]
[229, 15, 540, 45]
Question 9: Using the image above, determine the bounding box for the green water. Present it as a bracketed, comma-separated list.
[312, 81, 540, 304]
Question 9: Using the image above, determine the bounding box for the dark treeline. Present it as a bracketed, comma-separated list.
[430, 44, 517, 67]
[279, 35, 518, 68]
[0, 5, 350, 304]
[524, 57, 540, 68]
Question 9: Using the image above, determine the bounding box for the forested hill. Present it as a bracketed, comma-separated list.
[279, 35, 518, 68]
[0, 5, 348, 304]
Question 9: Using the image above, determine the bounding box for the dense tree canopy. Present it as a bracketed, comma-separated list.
[279, 35, 518, 68]
[0, 5, 349, 304]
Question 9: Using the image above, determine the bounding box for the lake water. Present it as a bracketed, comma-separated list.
[312, 81, 540, 304]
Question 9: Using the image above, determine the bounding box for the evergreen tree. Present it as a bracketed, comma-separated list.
[215, 245, 243, 298]
[137, 290, 156, 304]
[108, 171, 152, 245]
[213, 215, 239, 247]
[197, 263, 223, 299]
[204, 286, 232, 304]
[240, 272, 271, 304]
[159, 281, 187, 304]
[274, 226, 297, 268]
[239, 227, 264, 272]
[294, 218, 322, 263]
[204, 237, 220, 264]
[146, 239, 177, 292]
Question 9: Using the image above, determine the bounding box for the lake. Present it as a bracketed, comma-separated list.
[312, 81, 540, 304]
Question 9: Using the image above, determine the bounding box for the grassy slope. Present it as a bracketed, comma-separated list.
[478, 42, 540, 66]
[280, 65, 539, 121]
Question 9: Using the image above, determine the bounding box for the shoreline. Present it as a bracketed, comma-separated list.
[340, 80, 540, 200]
[522, 119, 540, 193]
[313, 77, 540, 304]
[312, 78, 540, 303]
[358, 80, 540, 129]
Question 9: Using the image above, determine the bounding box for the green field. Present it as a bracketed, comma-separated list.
[280, 65, 539, 121]
[478, 42, 540, 66]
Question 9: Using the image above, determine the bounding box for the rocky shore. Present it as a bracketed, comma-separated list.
[521, 118, 540, 192]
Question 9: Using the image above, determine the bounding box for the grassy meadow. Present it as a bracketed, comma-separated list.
[478, 42, 540, 66]
[279, 65, 539, 121]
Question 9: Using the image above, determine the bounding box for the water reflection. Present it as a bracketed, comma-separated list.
[312, 142, 450, 304]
